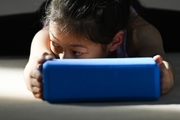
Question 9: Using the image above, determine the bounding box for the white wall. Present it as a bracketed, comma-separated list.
[139, 0, 180, 11]
[0, 0, 180, 16]
[0, 0, 44, 16]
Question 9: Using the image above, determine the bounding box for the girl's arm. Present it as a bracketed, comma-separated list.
[134, 23, 174, 94]
[29, 26, 52, 60]
[23, 26, 55, 99]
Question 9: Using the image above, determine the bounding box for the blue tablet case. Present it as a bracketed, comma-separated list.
[42, 58, 160, 103]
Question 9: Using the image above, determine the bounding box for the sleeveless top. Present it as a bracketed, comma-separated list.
[116, 6, 137, 58]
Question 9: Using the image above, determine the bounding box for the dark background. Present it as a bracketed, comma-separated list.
[0, 0, 180, 56]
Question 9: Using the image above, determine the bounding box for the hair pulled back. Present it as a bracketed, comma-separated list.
[46, 0, 130, 44]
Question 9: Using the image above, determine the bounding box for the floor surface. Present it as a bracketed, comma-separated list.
[0, 53, 180, 120]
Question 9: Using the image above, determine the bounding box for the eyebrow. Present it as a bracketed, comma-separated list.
[50, 31, 87, 49]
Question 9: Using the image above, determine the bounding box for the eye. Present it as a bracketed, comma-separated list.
[52, 41, 60, 47]
[50, 41, 63, 58]
[73, 51, 83, 56]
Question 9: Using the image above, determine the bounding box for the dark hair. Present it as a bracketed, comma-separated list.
[45, 0, 130, 44]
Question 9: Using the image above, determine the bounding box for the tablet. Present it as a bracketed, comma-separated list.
[42, 58, 160, 103]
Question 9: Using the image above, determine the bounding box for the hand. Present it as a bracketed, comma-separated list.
[153, 55, 174, 94]
[24, 53, 55, 99]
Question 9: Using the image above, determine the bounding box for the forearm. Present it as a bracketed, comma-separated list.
[29, 27, 52, 60]
[24, 27, 52, 91]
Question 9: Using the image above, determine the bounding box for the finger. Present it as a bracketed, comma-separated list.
[153, 55, 163, 66]
[45, 54, 55, 60]
[59, 52, 64, 59]
[38, 53, 54, 63]
[34, 93, 43, 99]
[31, 83, 43, 99]
[37, 53, 53, 65]
[37, 53, 55, 69]
[153, 55, 167, 93]
[32, 86, 41, 94]
[30, 69, 42, 83]
[31, 79, 41, 89]
[32, 86, 43, 99]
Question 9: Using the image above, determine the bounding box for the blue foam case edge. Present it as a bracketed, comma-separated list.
[42, 58, 160, 103]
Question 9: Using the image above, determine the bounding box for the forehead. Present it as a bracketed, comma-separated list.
[49, 21, 65, 36]
[49, 21, 97, 44]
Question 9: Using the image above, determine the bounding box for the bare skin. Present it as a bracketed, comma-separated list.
[23, 14, 174, 99]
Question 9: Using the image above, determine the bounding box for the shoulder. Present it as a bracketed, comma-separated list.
[33, 26, 49, 40]
[127, 13, 161, 41]
[127, 13, 165, 57]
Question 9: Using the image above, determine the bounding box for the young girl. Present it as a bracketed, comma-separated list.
[23, 0, 174, 99]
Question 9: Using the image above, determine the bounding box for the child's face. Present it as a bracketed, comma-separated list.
[49, 21, 110, 59]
